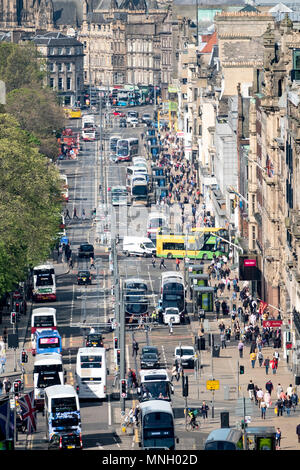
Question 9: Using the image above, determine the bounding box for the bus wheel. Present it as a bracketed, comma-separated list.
[167, 253, 172, 259]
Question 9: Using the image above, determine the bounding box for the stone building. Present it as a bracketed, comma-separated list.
[32, 31, 85, 105]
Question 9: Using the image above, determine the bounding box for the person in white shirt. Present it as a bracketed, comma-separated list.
[287, 384, 293, 398]
[256, 388, 264, 408]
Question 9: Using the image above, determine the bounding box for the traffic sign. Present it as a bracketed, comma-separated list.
[206, 380, 220, 391]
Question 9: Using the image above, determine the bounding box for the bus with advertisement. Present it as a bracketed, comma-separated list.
[116, 138, 139, 161]
[32, 264, 56, 302]
[31, 307, 57, 354]
[156, 232, 228, 260]
[34, 329, 62, 356]
[44, 385, 82, 449]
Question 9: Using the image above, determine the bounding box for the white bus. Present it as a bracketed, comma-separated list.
[82, 114, 96, 141]
[116, 137, 139, 162]
[31, 307, 57, 354]
[75, 347, 107, 400]
[109, 134, 121, 153]
[32, 264, 56, 302]
[33, 353, 64, 411]
[44, 385, 82, 449]
[138, 369, 173, 402]
[111, 185, 128, 206]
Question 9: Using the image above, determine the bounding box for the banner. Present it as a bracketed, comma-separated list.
[0, 398, 14, 441]
[18, 391, 37, 433]
[258, 300, 268, 316]
[262, 320, 282, 328]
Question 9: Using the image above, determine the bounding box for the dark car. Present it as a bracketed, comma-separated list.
[48, 433, 82, 450]
[78, 243, 94, 258]
[77, 270, 92, 285]
[119, 118, 127, 128]
[86, 333, 104, 348]
[140, 352, 160, 369]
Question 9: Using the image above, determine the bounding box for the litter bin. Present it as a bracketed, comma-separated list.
[212, 345, 220, 357]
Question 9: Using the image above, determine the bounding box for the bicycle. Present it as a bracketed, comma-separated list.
[186, 417, 200, 431]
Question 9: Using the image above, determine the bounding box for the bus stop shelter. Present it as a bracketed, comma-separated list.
[191, 285, 215, 317]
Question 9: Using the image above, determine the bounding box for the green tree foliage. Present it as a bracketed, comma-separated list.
[6, 87, 66, 160]
[0, 42, 45, 93]
[0, 114, 63, 296]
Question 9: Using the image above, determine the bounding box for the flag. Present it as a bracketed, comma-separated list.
[266, 155, 274, 177]
[0, 398, 14, 440]
[18, 391, 37, 433]
[258, 301, 268, 316]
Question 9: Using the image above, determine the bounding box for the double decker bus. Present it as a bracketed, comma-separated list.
[116, 138, 139, 161]
[138, 369, 173, 402]
[34, 329, 62, 356]
[124, 278, 148, 324]
[109, 134, 121, 154]
[75, 347, 107, 400]
[138, 400, 178, 450]
[31, 307, 57, 355]
[160, 271, 186, 321]
[33, 353, 64, 411]
[44, 385, 82, 449]
[32, 264, 56, 302]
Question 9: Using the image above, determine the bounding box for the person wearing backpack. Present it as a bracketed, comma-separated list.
[3, 377, 11, 394]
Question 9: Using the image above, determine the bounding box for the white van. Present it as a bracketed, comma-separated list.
[123, 236, 156, 257]
[163, 307, 180, 325]
[174, 345, 196, 369]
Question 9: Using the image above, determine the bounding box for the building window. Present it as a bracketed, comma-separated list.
[58, 63, 63, 72]
[252, 225, 256, 251]
[49, 47, 55, 55]
[67, 77, 71, 90]
[50, 78, 54, 88]
[66, 47, 71, 55]
[252, 194, 255, 215]
[58, 47, 63, 55]
[49, 62, 55, 72]
[58, 77, 63, 90]
[66, 63, 71, 72]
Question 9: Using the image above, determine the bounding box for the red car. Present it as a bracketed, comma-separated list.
[113, 111, 125, 117]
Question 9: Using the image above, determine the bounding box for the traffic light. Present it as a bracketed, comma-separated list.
[117, 349, 120, 366]
[120, 379, 127, 398]
[13, 381, 20, 396]
[15, 302, 20, 313]
[10, 311, 16, 324]
[21, 350, 28, 364]
[239, 365, 245, 375]
[114, 337, 118, 350]
[182, 376, 189, 397]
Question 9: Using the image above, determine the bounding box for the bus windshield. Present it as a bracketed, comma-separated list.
[132, 185, 147, 196]
[36, 274, 53, 286]
[141, 382, 170, 400]
[33, 315, 55, 328]
[35, 365, 63, 389]
[80, 355, 102, 368]
[52, 397, 77, 413]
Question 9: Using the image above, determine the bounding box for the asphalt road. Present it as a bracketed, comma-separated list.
[21, 107, 214, 450]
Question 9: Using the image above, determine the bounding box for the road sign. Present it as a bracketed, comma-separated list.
[263, 320, 282, 328]
[206, 380, 220, 391]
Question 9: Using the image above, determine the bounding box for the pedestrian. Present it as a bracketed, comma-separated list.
[265, 379, 274, 396]
[247, 380, 255, 401]
[291, 391, 299, 412]
[65, 208, 71, 220]
[82, 208, 86, 220]
[134, 405, 140, 425]
[3, 377, 11, 394]
[250, 351, 257, 369]
[296, 423, 300, 443]
[260, 400, 267, 419]
[3, 327, 7, 345]
[286, 384, 293, 398]
[238, 340, 244, 358]
[264, 357, 270, 375]
[264, 390, 272, 408]
[160, 258, 167, 270]
[132, 340, 139, 357]
[276, 398, 284, 417]
[285, 397, 292, 416]
[200, 401, 209, 419]
[256, 388, 264, 408]
[90, 257, 95, 269]
[168, 318, 173, 335]
[258, 351, 264, 367]
[276, 383, 283, 400]
[151, 254, 156, 268]
[73, 207, 79, 219]
[270, 357, 277, 374]
[0, 356, 6, 374]
[127, 368, 134, 389]
[171, 364, 178, 382]
[275, 428, 281, 449]
[175, 258, 180, 271]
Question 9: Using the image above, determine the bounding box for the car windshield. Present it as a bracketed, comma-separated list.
[176, 348, 194, 356]
[81, 245, 93, 251]
[78, 271, 90, 276]
[142, 347, 157, 354]
[143, 354, 157, 360]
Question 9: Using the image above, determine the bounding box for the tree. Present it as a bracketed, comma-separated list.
[0, 42, 45, 93]
[0, 114, 62, 296]
[5, 87, 65, 160]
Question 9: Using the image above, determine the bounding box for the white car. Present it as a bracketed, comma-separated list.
[163, 307, 180, 325]
[174, 345, 196, 369]
[129, 118, 139, 128]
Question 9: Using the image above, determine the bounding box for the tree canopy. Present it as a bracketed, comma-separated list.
[0, 114, 62, 296]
